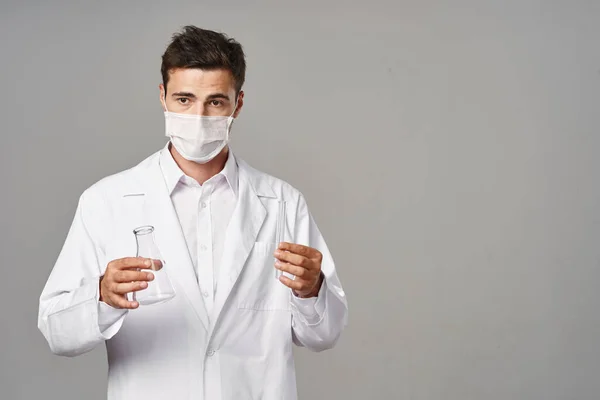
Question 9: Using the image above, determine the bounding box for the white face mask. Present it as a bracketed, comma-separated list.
[163, 97, 237, 164]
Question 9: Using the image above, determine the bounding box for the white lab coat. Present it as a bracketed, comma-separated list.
[38, 149, 348, 400]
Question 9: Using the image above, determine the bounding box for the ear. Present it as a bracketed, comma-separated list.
[233, 90, 244, 118]
[159, 83, 167, 111]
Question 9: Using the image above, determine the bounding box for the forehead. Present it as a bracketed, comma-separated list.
[166, 68, 236, 95]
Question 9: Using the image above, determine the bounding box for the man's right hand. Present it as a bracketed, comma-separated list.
[99, 257, 156, 309]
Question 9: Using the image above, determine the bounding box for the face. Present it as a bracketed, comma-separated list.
[159, 68, 244, 117]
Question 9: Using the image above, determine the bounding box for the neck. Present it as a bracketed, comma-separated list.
[169, 143, 229, 185]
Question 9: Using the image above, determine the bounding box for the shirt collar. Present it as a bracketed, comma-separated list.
[220, 147, 239, 196]
[159, 142, 239, 196]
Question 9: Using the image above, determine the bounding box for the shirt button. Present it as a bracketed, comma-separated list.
[207, 348, 215, 357]
[202, 291, 209, 298]
[199, 244, 207, 251]
[201, 202, 207, 208]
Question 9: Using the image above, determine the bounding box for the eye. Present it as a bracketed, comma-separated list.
[177, 98, 190, 105]
[210, 100, 223, 107]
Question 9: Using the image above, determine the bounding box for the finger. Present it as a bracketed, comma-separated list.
[107, 294, 139, 310]
[278, 275, 304, 291]
[274, 261, 306, 278]
[108, 257, 145, 269]
[114, 257, 153, 270]
[274, 250, 311, 268]
[148, 259, 164, 271]
[277, 242, 313, 257]
[113, 270, 155, 283]
[278, 243, 322, 261]
[112, 281, 148, 295]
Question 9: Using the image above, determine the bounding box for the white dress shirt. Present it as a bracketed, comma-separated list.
[160, 143, 238, 313]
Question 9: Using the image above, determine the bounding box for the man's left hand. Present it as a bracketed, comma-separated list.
[274, 242, 324, 298]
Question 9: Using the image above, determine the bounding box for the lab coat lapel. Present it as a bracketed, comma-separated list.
[209, 164, 267, 329]
[142, 160, 210, 332]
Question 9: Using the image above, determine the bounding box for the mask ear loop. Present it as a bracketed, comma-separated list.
[162, 94, 169, 113]
[223, 96, 239, 138]
[226, 99, 239, 138]
[229, 97, 239, 118]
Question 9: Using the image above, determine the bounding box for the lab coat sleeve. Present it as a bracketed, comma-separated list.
[290, 194, 348, 352]
[97, 295, 129, 335]
[290, 280, 326, 325]
[38, 189, 128, 357]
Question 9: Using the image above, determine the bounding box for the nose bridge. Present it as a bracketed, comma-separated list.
[191, 102, 207, 116]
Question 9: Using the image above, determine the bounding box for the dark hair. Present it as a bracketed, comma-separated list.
[161, 26, 246, 95]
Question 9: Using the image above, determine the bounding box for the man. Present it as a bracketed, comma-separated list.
[38, 26, 347, 399]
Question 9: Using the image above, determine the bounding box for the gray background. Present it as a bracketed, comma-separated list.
[1, 0, 599, 399]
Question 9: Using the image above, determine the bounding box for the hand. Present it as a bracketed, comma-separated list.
[99, 257, 159, 309]
[274, 242, 324, 298]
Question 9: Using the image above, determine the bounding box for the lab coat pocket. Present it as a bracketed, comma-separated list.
[251, 241, 277, 257]
[237, 242, 291, 312]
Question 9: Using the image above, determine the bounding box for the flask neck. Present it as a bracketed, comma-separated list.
[135, 233, 155, 252]
[134, 226, 156, 258]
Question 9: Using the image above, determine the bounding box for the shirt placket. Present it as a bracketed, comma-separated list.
[196, 182, 215, 314]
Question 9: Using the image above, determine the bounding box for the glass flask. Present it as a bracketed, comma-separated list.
[132, 225, 176, 305]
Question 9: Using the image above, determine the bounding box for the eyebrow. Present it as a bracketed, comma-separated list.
[170, 92, 231, 101]
[206, 93, 230, 101]
[171, 92, 197, 99]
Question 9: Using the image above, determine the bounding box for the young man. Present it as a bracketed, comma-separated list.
[38, 26, 347, 399]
